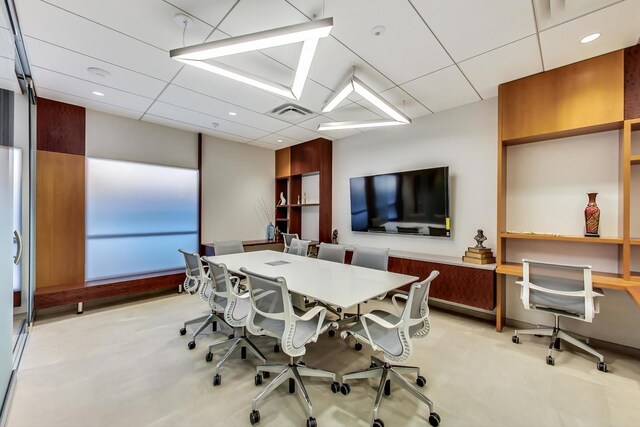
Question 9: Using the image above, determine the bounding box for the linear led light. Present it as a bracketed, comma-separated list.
[319, 74, 411, 131]
[318, 120, 407, 131]
[170, 18, 333, 101]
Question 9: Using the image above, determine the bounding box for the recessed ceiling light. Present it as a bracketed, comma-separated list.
[277, 139, 283, 143]
[92, 91, 104, 96]
[580, 33, 600, 44]
[371, 25, 385, 37]
[228, 112, 237, 116]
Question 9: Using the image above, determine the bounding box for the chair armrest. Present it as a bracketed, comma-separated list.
[295, 306, 327, 342]
[391, 294, 408, 316]
[360, 313, 404, 352]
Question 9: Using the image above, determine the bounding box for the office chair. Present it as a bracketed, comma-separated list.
[286, 237, 311, 256]
[241, 268, 339, 427]
[202, 260, 269, 386]
[340, 271, 441, 427]
[352, 245, 390, 302]
[512, 259, 607, 371]
[178, 249, 228, 350]
[315, 243, 347, 319]
[281, 232, 299, 253]
[213, 240, 245, 255]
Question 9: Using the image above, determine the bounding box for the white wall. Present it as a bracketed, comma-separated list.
[333, 98, 498, 256]
[86, 110, 198, 169]
[201, 135, 274, 243]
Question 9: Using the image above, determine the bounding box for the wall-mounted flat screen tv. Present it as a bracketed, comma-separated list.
[349, 166, 450, 237]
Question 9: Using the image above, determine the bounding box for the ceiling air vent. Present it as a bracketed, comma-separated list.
[267, 103, 316, 124]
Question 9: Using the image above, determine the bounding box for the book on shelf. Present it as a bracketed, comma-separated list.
[462, 256, 496, 265]
[467, 247, 493, 254]
[464, 251, 495, 260]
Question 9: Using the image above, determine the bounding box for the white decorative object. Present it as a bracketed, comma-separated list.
[303, 192, 307, 204]
[279, 191, 286, 206]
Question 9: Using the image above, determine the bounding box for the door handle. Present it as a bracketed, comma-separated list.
[13, 229, 23, 265]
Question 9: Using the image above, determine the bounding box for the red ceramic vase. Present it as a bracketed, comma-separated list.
[584, 193, 600, 237]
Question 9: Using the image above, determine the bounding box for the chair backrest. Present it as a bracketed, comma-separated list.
[203, 259, 246, 326]
[352, 246, 389, 271]
[520, 259, 596, 322]
[281, 233, 299, 252]
[213, 240, 245, 255]
[241, 267, 319, 358]
[317, 243, 346, 263]
[287, 238, 310, 256]
[179, 248, 206, 293]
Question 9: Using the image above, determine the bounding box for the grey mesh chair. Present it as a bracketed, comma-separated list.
[281, 232, 298, 253]
[353, 245, 390, 302]
[286, 237, 310, 256]
[202, 260, 269, 386]
[340, 271, 441, 427]
[178, 249, 227, 350]
[317, 243, 346, 264]
[213, 240, 244, 255]
[241, 268, 339, 427]
[512, 259, 607, 371]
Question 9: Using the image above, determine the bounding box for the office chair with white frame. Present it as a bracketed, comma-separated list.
[512, 259, 607, 371]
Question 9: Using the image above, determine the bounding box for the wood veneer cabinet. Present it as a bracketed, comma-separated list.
[495, 47, 640, 332]
[275, 138, 332, 243]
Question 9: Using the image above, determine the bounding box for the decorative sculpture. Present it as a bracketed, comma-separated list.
[278, 191, 286, 206]
[331, 229, 338, 244]
[584, 193, 600, 237]
[474, 229, 487, 249]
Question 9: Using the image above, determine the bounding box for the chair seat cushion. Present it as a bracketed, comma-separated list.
[526, 278, 603, 317]
[345, 310, 403, 358]
[253, 307, 332, 350]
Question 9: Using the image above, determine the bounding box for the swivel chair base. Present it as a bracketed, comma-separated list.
[249, 357, 338, 426]
[513, 315, 607, 371]
[206, 328, 268, 386]
[179, 311, 229, 350]
[341, 356, 440, 427]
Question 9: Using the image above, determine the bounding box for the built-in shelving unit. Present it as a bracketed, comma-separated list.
[500, 232, 623, 244]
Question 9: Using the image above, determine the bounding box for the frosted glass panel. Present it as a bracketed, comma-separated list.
[86, 158, 198, 280]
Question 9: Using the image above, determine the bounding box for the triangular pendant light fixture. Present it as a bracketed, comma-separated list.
[170, 18, 333, 100]
[318, 74, 411, 131]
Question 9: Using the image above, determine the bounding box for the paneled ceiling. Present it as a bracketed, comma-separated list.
[5, 0, 640, 149]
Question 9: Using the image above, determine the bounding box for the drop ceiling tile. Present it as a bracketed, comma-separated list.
[0, 4, 10, 29]
[161, 0, 239, 28]
[297, 115, 360, 140]
[410, 0, 537, 62]
[248, 140, 280, 150]
[256, 134, 300, 147]
[324, 103, 384, 122]
[158, 84, 290, 133]
[290, 0, 452, 84]
[143, 113, 251, 144]
[539, 0, 640, 70]
[533, 0, 622, 31]
[0, 55, 15, 83]
[32, 66, 154, 112]
[147, 101, 270, 140]
[401, 66, 480, 112]
[45, 0, 215, 50]
[16, 1, 181, 81]
[277, 125, 326, 142]
[36, 88, 143, 120]
[296, 79, 337, 115]
[356, 86, 431, 120]
[0, 28, 13, 60]
[0, 78, 19, 93]
[24, 37, 166, 99]
[459, 35, 543, 99]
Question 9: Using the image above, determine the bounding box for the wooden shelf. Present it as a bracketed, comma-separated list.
[500, 232, 623, 244]
[275, 218, 289, 222]
[289, 203, 320, 207]
[631, 155, 640, 165]
[631, 239, 640, 246]
[497, 262, 635, 291]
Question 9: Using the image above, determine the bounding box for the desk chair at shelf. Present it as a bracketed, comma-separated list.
[512, 259, 607, 371]
[286, 237, 311, 256]
[281, 233, 298, 253]
[178, 249, 227, 350]
[241, 268, 339, 427]
[202, 260, 270, 387]
[340, 271, 441, 427]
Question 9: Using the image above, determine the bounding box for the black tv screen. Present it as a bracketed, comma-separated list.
[349, 166, 450, 237]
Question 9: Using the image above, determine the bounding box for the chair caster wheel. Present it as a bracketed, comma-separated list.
[384, 380, 391, 396]
[213, 374, 221, 386]
[331, 381, 340, 393]
[328, 329, 335, 337]
[416, 375, 426, 387]
[228, 334, 235, 339]
[354, 343, 362, 351]
[373, 418, 384, 427]
[340, 383, 351, 395]
[212, 321, 217, 332]
[249, 410, 260, 425]
[263, 371, 270, 379]
[306, 417, 317, 427]
[428, 412, 441, 427]
[274, 344, 280, 353]
[337, 307, 342, 313]
[546, 355, 555, 366]
[187, 341, 196, 350]
[205, 352, 213, 362]
[179, 327, 187, 336]
[597, 361, 608, 372]
[512, 335, 519, 344]
[255, 374, 263, 386]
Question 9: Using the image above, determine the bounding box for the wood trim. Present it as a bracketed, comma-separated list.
[37, 98, 85, 155]
[502, 122, 623, 146]
[319, 139, 332, 243]
[500, 232, 623, 244]
[36, 150, 86, 288]
[13, 290, 21, 308]
[34, 271, 185, 310]
[198, 133, 203, 255]
[275, 147, 291, 178]
[624, 44, 640, 120]
[622, 121, 631, 280]
[496, 82, 506, 331]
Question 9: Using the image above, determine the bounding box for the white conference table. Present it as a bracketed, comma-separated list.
[205, 250, 418, 310]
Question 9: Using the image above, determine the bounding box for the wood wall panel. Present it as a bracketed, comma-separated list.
[625, 44, 640, 119]
[37, 98, 86, 155]
[36, 150, 86, 288]
[500, 51, 624, 143]
[318, 139, 332, 243]
[275, 147, 291, 178]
